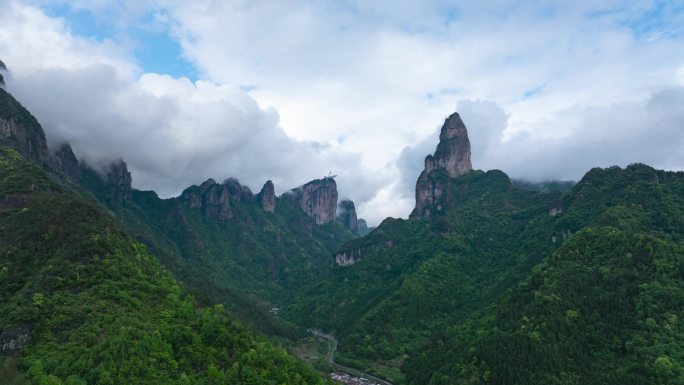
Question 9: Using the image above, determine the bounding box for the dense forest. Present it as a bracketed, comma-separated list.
[288, 165, 684, 384]
[0, 137, 329, 383]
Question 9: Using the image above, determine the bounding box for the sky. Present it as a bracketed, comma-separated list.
[1, 0, 684, 225]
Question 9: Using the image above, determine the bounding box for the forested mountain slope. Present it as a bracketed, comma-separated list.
[406, 164, 684, 384]
[288, 113, 684, 385]
[0, 146, 329, 384]
[79, 164, 356, 336]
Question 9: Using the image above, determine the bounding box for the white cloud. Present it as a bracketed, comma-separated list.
[4, 1, 684, 224]
[0, 1, 385, 222]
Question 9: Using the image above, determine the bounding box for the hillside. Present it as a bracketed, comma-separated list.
[78, 163, 356, 336]
[0, 146, 331, 384]
[405, 165, 684, 383]
[286, 114, 684, 384]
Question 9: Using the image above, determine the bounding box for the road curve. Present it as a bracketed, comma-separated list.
[311, 330, 394, 385]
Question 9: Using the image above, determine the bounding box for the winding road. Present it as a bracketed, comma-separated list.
[310, 330, 394, 385]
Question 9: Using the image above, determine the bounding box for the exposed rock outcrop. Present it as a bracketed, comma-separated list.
[223, 177, 254, 202]
[0, 88, 51, 167]
[337, 199, 358, 233]
[411, 112, 472, 219]
[335, 240, 394, 266]
[357, 219, 371, 236]
[1, 325, 29, 356]
[424, 112, 472, 177]
[258, 180, 276, 213]
[52, 143, 80, 182]
[180, 178, 233, 220]
[106, 160, 132, 204]
[0, 59, 6, 88]
[289, 177, 338, 224]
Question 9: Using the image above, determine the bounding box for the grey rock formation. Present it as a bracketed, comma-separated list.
[334, 240, 394, 266]
[259, 180, 276, 213]
[0, 59, 6, 88]
[425, 112, 472, 177]
[337, 199, 358, 233]
[52, 143, 80, 182]
[289, 177, 338, 224]
[180, 178, 233, 220]
[1, 325, 29, 356]
[357, 219, 371, 236]
[223, 177, 254, 202]
[106, 160, 132, 204]
[0, 88, 51, 167]
[411, 112, 472, 219]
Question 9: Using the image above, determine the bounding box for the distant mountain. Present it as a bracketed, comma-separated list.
[78, 159, 357, 336]
[0, 82, 333, 383]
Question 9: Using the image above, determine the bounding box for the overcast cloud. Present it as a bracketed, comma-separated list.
[2, 0, 684, 224]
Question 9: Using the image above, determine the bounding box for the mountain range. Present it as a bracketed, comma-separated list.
[1, 62, 683, 385]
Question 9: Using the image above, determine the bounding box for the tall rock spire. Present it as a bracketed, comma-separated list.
[424, 112, 472, 177]
[259, 180, 276, 213]
[411, 112, 473, 219]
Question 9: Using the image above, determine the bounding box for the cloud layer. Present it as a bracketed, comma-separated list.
[3, 1, 684, 224]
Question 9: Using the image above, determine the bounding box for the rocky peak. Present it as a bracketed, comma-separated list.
[179, 177, 256, 220]
[258, 180, 276, 213]
[180, 178, 232, 220]
[223, 177, 254, 201]
[337, 199, 358, 234]
[357, 219, 371, 236]
[0, 59, 6, 88]
[106, 160, 132, 204]
[411, 112, 473, 219]
[0, 88, 51, 167]
[424, 112, 472, 177]
[52, 143, 80, 182]
[289, 177, 338, 225]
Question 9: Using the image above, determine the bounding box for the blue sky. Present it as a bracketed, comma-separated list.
[41, 3, 197, 79]
[2, 1, 684, 223]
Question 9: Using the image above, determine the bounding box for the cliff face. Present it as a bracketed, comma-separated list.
[289, 177, 338, 224]
[357, 219, 371, 236]
[106, 160, 132, 204]
[0, 88, 51, 167]
[180, 179, 231, 220]
[52, 143, 80, 182]
[258, 180, 276, 213]
[337, 199, 358, 234]
[412, 112, 472, 219]
[425, 112, 472, 178]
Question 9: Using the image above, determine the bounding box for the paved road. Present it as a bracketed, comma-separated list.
[311, 330, 394, 385]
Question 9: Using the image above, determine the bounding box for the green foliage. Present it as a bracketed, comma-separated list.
[403, 164, 684, 384]
[78, 165, 355, 337]
[291, 164, 684, 384]
[0, 147, 329, 384]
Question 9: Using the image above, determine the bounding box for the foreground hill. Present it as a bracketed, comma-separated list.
[287, 113, 684, 384]
[0, 145, 329, 384]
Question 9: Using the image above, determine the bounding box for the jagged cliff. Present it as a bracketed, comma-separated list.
[179, 178, 256, 220]
[287, 177, 338, 225]
[0, 59, 6, 88]
[52, 143, 80, 182]
[337, 199, 358, 234]
[411, 112, 472, 219]
[258, 180, 276, 213]
[106, 160, 132, 204]
[0, 88, 51, 167]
